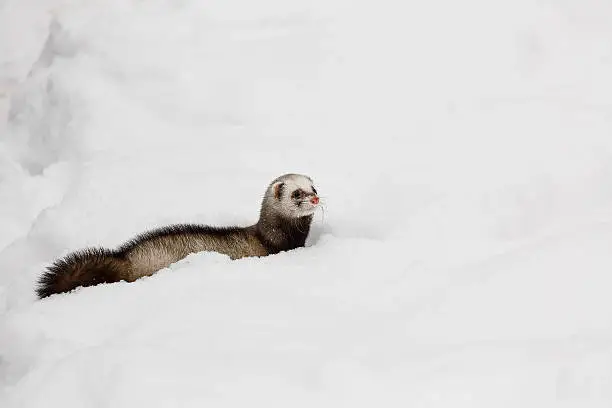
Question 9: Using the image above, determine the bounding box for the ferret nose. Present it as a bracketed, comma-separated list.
[310, 196, 319, 205]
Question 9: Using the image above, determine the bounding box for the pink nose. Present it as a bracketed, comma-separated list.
[310, 196, 319, 205]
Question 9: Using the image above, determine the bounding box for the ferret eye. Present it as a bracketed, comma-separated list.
[312, 186, 317, 194]
[291, 191, 301, 200]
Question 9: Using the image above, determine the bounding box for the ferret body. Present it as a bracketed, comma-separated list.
[37, 173, 320, 298]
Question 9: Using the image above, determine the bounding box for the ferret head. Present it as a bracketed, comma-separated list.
[263, 173, 320, 218]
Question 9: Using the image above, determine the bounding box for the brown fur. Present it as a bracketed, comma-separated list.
[36, 174, 317, 298]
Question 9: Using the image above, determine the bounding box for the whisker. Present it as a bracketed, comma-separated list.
[298, 218, 306, 233]
[292, 214, 306, 234]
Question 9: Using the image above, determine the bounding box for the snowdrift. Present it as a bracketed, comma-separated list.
[1, 0, 612, 406]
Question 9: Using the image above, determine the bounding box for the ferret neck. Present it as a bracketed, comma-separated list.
[255, 212, 312, 254]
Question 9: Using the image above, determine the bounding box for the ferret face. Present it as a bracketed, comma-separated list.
[269, 174, 320, 218]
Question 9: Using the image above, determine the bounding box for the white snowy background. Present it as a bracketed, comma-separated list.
[1, 0, 612, 406]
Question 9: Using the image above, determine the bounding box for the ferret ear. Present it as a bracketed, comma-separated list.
[273, 182, 285, 200]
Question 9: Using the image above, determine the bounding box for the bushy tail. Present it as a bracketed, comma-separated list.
[37, 248, 129, 298]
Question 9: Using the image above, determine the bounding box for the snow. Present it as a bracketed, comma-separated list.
[1, 0, 612, 406]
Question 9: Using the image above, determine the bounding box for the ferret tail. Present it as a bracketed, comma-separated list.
[36, 248, 130, 298]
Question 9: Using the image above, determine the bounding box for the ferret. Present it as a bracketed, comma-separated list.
[36, 173, 320, 298]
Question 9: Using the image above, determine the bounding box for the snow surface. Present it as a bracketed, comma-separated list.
[1, 0, 612, 406]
